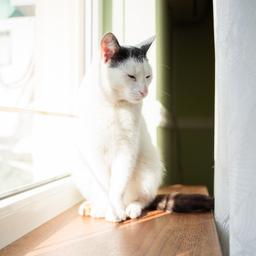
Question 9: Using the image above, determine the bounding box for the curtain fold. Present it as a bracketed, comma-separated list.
[214, 1, 256, 255]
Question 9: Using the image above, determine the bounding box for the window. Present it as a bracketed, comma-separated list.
[0, 0, 102, 249]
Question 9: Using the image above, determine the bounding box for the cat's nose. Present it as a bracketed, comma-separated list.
[139, 87, 148, 97]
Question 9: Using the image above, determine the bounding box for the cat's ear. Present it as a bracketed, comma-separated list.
[101, 32, 120, 63]
[137, 35, 156, 55]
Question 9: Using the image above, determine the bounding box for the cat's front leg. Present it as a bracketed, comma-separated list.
[105, 149, 136, 222]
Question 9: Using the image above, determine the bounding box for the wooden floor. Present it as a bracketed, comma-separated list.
[0, 185, 222, 256]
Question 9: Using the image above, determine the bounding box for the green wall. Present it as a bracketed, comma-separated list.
[102, 0, 112, 34]
[156, 0, 215, 194]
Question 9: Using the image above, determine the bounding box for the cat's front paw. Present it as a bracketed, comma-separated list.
[126, 202, 143, 219]
[105, 204, 126, 222]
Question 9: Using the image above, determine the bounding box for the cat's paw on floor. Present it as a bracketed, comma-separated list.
[125, 202, 142, 219]
[105, 205, 127, 222]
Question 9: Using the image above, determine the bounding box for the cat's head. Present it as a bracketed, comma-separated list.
[100, 33, 155, 104]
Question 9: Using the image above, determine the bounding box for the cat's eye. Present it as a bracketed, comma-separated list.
[146, 75, 151, 79]
[127, 74, 136, 81]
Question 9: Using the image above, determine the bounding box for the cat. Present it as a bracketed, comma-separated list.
[73, 32, 213, 222]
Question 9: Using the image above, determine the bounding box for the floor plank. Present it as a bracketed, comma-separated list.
[0, 185, 222, 256]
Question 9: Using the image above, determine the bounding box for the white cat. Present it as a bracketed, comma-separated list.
[73, 32, 162, 222]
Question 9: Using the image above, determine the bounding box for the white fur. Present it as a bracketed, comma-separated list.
[73, 51, 163, 222]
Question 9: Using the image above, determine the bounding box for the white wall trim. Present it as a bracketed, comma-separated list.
[0, 177, 82, 249]
[112, 0, 125, 43]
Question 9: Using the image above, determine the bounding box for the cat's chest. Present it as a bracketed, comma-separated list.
[79, 100, 141, 152]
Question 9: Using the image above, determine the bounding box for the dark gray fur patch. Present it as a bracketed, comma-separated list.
[109, 46, 147, 67]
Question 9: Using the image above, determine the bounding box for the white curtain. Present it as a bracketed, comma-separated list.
[214, 1, 256, 255]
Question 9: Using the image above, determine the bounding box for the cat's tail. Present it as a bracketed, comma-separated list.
[146, 193, 214, 213]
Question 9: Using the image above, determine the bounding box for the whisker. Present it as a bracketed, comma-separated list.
[160, 90, 172, 97]
[160, 64, 172, 70]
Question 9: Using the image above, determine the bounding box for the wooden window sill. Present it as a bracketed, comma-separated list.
[0, 185, 222, 256]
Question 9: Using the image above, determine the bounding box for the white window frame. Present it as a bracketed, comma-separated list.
[0, 176, 82, 249]
[84, 0, 102, 71]
[0, 0, 102, 249]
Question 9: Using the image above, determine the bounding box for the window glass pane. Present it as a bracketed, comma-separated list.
[0, 0, 83, 197]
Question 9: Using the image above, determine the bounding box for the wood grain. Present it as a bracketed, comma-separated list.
[0, 185, 222, 256]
